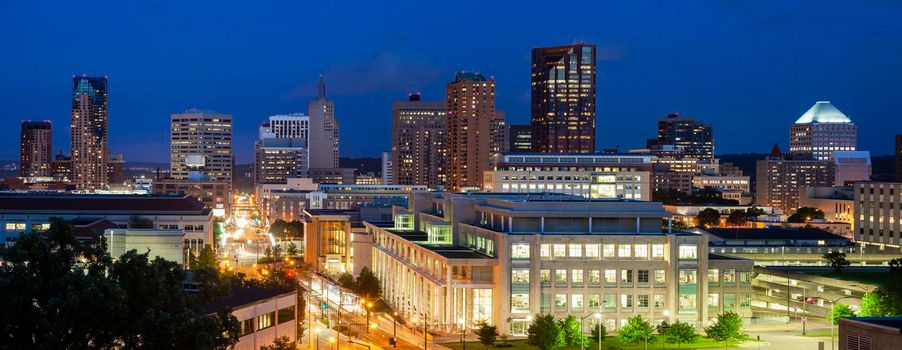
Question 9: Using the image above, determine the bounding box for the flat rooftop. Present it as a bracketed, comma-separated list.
[203, 287, 294, 313]
[0, 193, 209, 213]
[417, 244, 493, 259]
[706, 227, 849, 241]
[845, 317, 902, 330]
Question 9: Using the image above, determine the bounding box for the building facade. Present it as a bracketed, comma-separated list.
[789, 101, 857, 161]
[756, 144, 834, 213]
[799, 186, 854, 229]
[170, 110, 233, 183]
[71, 76, 109, 190]
[507, 124, 533, 153]
[364, 192, 752, 336]
[204, 288, 298, 350]
[531, 44, 596, 153]
[20, 121, 52, 177]
[308, 76, 339, 169]
[653, 113, 714, 160]
[854, 182, 902, 251]
[153, 178, 231, 217]
[382, 151, 393, 185]
[446, 72, 496, 192]
[0, 193, 213, 251]
[483, 153, 653, 200]
[391, 94, 446, 188]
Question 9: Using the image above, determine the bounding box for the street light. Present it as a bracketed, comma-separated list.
[391, 311, 398, 348]
[314, 327, 322, 350]
[580, 313, 602, 350]
[328, 336, 336, 350]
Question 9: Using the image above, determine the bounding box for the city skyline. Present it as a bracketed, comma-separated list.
[2, 1, 901, 163]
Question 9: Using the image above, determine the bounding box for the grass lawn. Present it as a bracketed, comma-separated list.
[441, 338, 740, 350]
[795, 270, 886, 286]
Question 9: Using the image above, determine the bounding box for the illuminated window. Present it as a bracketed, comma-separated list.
[553, 244, 566, 258]
[634, 244, 648, 258]
[568, 244, 582, 257]
[618, 244, 632, 257]
[585, 244, 599, 258]
[678, 244, 697, 260]
[511, 243, 530, 259]
[602, 244, 615, 258]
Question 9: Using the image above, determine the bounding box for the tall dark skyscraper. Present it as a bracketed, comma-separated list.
[654, 113, 714, 160]
[71, 75, 109, 190]
[391, 93, 447, 189]
[507, 124, 534, 152]
[531, 44, 596, 153]
[20, 121, 52, 177]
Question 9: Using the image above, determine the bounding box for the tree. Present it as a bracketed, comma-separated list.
[260, 335, 295, 350]
[354, 266, 382, 299]
[831, 304, 856, 325]
[660, 320, 698, 349]
[337, 272, 356, 290]
[878, 258, 902, 316]
[558, 315, 587, 347]
[704, 311, 747, 350]
[822, 251, 850, 274]
[272, 245, 283, 260]
[787, 207, 825, 223]
[745, 206, 766, 217]
[476, 321, 498, 349]
[213, 217, 225, 244]
[590, 323, 607, 346]
[526, 314, 565, 350]
[286, 242, 300, 257]
[189, 245, 218, 270]
[726, 210, 748, 227]
[269, 219, 288, 239]
[129, 215, 155, 228]
[859, 292, 889, 317]
[0, 218, 240, 349]
[695, 208, 721, 228]
[617, 316, 655, 349]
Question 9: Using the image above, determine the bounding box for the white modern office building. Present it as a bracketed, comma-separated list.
[363, 192, 753, 336]
[483, 153, 653, 200]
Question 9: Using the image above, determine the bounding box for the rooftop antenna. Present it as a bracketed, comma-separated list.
[316, 74, 326, 100]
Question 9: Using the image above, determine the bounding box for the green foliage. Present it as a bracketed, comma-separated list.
[660, 320, 698, 349]
[886, 258, 902, 315]
[260, 335, 295, 350]
[189, 245, 218, 270]
[128, 215, 155, 229]
[831, 304, 856, 325]
[745, 206, 766, 217]
[704, 311, 747, 348]
[558, 315, 587, 346]
[590, 323, 606, 345]
[269, 219, 304, 240]
[0, 217, 240, 349]
[527, 314, 565, 350]
[616, 316, 656, 346]
[787, 207, 825, 223]
[695, 208, 722, 228]
[726, 210, 748, 227]
[337, 272, 356, 290]
[859, 292, 890, 317]
[476, 321, 498, 348]
[286, 242, 300, 257]
[213, 217, 225, 244]
[822, 251, 850, 274]
[354, 266, 382, 299]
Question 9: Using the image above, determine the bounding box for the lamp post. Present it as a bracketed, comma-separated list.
[391, 311, 398, 348]
[660, 310, 671, 350]
[459, 318, 467, 350]
[314, 327, 322, 350]
[580, 313, 602, 350]
[828, 296, 854, 350]
[328, 336, 336, 350]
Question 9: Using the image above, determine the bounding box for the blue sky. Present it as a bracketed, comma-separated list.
[1, 1, 900, 162]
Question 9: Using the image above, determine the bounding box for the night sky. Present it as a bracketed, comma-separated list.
[1, 1, 900, 163]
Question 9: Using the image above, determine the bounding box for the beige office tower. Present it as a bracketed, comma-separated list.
[789, 101, 857, 161]
[71, 76, 109, 190]
[446, 72, 496, 192]
[391, 93, 447, 189]
[169, 110, 233, 183]
[308, 75, 340, 169]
